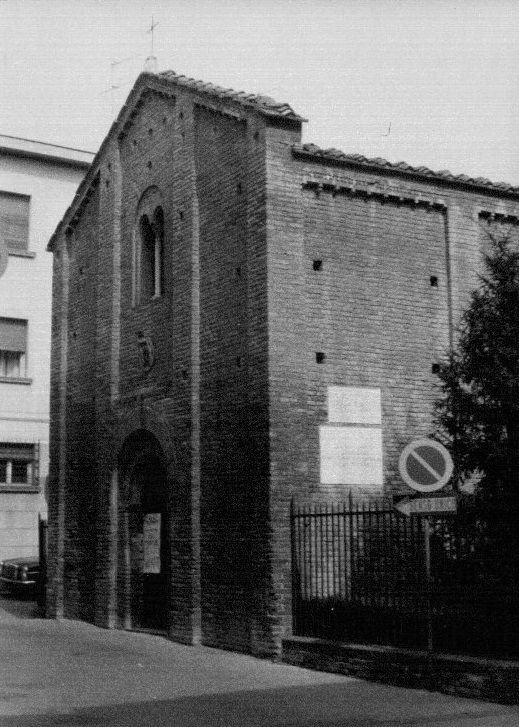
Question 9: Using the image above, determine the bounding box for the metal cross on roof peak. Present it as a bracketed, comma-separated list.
[147, 16, 159, 56]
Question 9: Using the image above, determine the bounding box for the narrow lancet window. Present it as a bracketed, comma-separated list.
[135, 194, 165, 304]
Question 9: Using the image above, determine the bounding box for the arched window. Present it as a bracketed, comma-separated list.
[152, 207, 164, 297]
[134, 188, 165, 305]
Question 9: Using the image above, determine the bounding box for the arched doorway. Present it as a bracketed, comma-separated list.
[119, 431, 170, 632]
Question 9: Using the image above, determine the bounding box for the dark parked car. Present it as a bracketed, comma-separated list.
[0, 556, 40, 598]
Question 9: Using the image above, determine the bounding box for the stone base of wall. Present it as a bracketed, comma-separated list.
[282, 636, 519, 704]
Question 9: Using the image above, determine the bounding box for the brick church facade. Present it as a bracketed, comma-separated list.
[47, 71, 519, 655]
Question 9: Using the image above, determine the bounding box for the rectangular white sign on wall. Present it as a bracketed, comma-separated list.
[328, 386, 381, 424]
[319, 426, 384, 485]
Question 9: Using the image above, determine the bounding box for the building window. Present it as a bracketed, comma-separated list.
[0, 443, 38, 490]
[138, 206, 164, 303]
[0, 191, 30, 253]
[0, 318, 27, 379]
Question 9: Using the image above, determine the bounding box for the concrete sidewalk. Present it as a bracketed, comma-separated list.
[1, 598, 519, 726]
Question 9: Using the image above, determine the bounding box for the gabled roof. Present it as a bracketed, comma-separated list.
[48, 71, 519, 251]
[48, 70, 304, 251]
[158, 71, 305, 121]
[294, 143, 519, 198]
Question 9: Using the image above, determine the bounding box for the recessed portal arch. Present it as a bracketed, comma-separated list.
[118, 429, 170, 632]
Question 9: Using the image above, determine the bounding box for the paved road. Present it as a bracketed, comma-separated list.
[1, 596, 519, 726]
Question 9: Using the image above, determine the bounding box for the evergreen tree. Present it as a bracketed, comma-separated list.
[435, 233, 519, 510]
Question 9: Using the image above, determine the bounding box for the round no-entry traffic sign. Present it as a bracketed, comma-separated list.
[398, 438, 453, 493]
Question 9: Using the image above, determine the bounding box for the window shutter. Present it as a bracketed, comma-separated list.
[0, 192, 30, 251]
[0, 443, 34, 461]
[0, 318, 27, 352]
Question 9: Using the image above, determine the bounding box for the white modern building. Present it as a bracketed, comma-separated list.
[0, 135, 93, 561]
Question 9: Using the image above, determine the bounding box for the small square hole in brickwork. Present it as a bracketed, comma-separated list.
[148, 128, 153, 136]
[430, 276, 438, 287]
[313, 260, 322, 271]
[179, 210, 184, 220]
[236, 267, 241, 278]
[237, 183, 242, 195]
[147, 161, 153, 169]
[316, 352, 325, 364]
[179, 111, 184, 119]
[431, 363, 440, 374]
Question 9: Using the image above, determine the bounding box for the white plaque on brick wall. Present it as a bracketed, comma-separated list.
[143, 513, 161, 574]
[328, 386, 381, 424]
[319, 425, 383, 485]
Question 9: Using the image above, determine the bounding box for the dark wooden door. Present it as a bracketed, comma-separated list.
[129, 454, 169, 631]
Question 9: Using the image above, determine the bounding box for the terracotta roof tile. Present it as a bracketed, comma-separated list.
[158, 71, 305, 121]
[294, 143, 519, 196]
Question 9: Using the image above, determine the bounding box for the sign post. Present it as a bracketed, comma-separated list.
[424, 517, 433, 651]
[397, 438, 455, 652]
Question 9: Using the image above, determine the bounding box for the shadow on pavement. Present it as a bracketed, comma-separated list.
[0, 594, 42, 620]
[0, 682, 517, 727]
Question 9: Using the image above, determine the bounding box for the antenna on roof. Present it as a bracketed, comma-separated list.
[102, 56, 139, 115]
[144, 16, 159, 73]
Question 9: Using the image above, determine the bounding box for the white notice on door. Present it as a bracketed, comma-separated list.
[143, 513, 161, 574]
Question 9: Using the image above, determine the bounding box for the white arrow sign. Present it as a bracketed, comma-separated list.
[395, 496, 457, 517]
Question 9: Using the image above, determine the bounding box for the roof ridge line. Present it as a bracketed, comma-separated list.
[294, 143, 519, 196]
[158, 70, 306, 121]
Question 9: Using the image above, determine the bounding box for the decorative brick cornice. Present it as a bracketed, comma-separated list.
[478, 209, 519, 225]
[193, 101, 245, 122]
[294, 143, 519, 200]
[301, 176, 447, 210]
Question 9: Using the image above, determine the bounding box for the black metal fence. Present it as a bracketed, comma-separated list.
[291, 499, 519, 659]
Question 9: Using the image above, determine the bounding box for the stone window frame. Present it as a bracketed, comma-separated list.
[0, 442, 39, 492]
[133, 187, 165, 306]
[0, 190, 34, 258]
[0, 317, 31, 384]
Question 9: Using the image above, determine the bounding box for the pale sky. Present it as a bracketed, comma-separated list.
[1, 0, 518, 184]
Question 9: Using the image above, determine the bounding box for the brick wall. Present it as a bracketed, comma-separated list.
[193, 105, 274, 654]
[264, 139, 519, 647]
[301, 189, 449, 494]
[47, 84, 275, 654]
[194, 105, 250, 650]
[63, 181, 100, 621]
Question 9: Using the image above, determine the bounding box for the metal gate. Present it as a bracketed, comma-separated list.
[291, 500, 519, 658]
